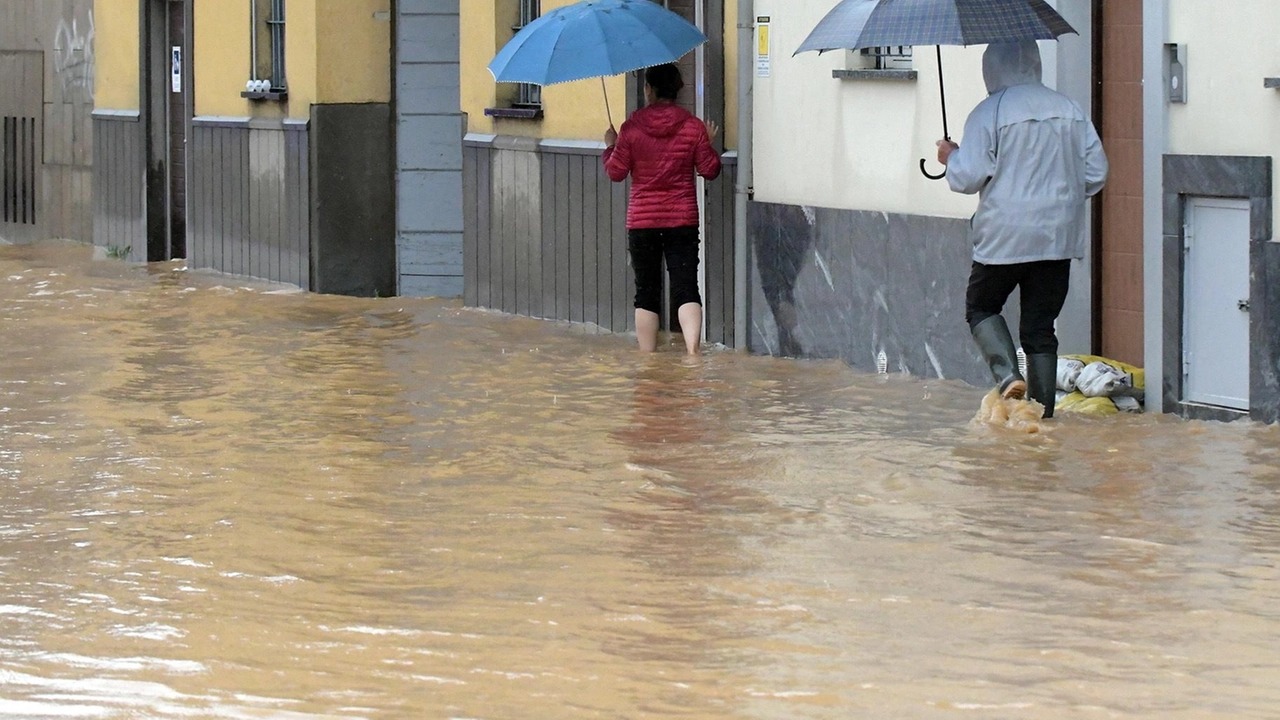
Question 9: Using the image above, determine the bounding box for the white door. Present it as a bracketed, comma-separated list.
[1184, 197, 1251, 410]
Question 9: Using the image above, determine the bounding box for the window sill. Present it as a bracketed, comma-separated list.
[833, 69, 918, 82]
[1266, 77, 1280, 89]
[485, 106, 543, 120]
[242, 90, 289, 102]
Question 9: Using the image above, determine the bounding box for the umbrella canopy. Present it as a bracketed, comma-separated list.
[796, 0, 1076, 55]
[489, 0, 708, 86]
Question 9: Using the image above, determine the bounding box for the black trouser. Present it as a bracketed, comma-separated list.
[628, 226, 701, 314]
[965, 260, 1071, 355]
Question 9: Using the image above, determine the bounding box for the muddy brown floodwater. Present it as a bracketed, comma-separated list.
[1, 242, 1278, 719]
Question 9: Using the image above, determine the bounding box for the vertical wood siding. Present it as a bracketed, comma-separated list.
[91, 113, 145, 260]
[463, 138, 736, 343]
[188, 119, 309, 288]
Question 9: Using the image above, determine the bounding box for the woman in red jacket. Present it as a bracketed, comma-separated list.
[603, 64, 721, 356]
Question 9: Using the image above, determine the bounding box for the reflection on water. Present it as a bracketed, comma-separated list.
[1, 242, 1278, 719]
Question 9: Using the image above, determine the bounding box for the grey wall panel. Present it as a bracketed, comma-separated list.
[397, 12, 462, 64]
[462, 144, 479, 306]
[188, 120, 309, 290]
[705, 159, 736, 347]
[399, 116, 464, 173]
[594, 161, 614, 330]
[749, 200, 988, 384]
[311, 103, 396, 297]
[475, 145, 492, 308]
[288, 124, 310, 289]
[540, 152, 557, 320]
[554, 153, 571, 321]
[91, 113, 144, 257]
[614, 174, 630, 332]
[581, 157, 598, 328]
[399, 170, 465, 233]
[396, 65, 461, 116]
[395, 0, 463, 297]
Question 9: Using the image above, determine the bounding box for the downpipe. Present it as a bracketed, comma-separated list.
[733, 0, 753, 348]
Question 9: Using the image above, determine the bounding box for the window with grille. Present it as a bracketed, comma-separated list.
[514, 0, 541, 107]
[849, 45, 914, 71]
[2, 116, 37, 226]
[248, 0, 287, 94]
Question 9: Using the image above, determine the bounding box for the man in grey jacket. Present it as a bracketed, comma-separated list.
[937, 40, 1108, 418]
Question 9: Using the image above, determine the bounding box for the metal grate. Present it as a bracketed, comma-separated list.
[515, 0, 541, 106]
[2, 116, 37, 226]
[861, 45, 914, 70]
[269, 0, 287, 90]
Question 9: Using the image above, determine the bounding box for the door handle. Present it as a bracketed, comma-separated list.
[1238, 299, 1251, 312]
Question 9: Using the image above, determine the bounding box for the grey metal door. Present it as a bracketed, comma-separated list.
[395, 0, 464, 297]
[1184, 197, 1250, 410]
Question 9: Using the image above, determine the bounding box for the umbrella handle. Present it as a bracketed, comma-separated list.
[920, 46, 949, 181]
[602, 77, 614, 129]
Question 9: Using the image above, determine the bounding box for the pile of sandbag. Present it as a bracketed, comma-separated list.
[1053, 355, 1145, 416]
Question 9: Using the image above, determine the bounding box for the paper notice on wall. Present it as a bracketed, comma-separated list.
[756, 17, 771, 78]
[171, 47, 182, 93]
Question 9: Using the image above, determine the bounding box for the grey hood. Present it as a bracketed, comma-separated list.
[982, 41, 1043, 95]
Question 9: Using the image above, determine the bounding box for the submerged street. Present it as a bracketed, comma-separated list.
[1, 242, 1278, 719]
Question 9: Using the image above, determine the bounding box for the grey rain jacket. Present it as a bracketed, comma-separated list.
[947, 41, 1109, 265]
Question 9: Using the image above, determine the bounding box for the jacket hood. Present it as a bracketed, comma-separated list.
[983, 41, 1043, 95]
[631, 102, 694, 138]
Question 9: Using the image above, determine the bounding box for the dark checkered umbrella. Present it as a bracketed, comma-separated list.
[795, 0, 1077, 179]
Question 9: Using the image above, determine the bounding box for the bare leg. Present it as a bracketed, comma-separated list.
[635, 309, 660, 352]
[677, 302, 702, 356]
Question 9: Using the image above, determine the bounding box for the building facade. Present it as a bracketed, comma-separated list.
[1144, 0, 1278, 422]
[0, 0, 96, 246]
[92, 0, 420, 296]
[744, 0, 1277, 422]
[457, 0, 742, 344]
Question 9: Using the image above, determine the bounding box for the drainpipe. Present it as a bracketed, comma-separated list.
[733, 0, 754, 349]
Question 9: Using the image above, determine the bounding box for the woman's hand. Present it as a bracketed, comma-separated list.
[705, 120, 720, 144]
[604, 126, 618, 148]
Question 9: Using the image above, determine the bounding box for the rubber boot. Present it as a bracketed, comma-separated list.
[970, 316, 1026, 400]
[1027, 353, 1058, 419]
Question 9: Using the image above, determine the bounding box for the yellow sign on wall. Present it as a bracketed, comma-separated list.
[756, 16, 770, 78]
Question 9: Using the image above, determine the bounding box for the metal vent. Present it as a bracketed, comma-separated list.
[2, 116, 37, 226]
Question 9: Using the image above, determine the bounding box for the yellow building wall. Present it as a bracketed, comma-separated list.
[461, 0, 737, 146]
[315, 0, 391, 104]
[462, 0, 624, 141]
[94, 0, 140, 110]
[193, 0, 318, 120]
[723, 0, 738, 150]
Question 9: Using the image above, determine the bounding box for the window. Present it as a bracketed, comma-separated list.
[834, 45, 916, 81]
[514, 0, 541, 107]
[486, 0, 542, 119]
[244, 0, 287, 99]
[859, 46, 913, 71]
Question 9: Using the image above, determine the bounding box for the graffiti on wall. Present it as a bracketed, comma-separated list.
[53, 9, 95, 103]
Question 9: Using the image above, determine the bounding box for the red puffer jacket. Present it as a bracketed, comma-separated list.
[603, 103, 721, 230]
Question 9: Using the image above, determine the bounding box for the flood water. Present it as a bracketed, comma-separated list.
[1, 242, 1278, 719]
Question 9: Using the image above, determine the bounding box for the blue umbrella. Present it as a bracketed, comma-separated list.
[795, 0, 1076, 179]
[489, 0, 708, 126]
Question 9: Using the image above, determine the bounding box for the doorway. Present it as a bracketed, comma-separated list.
[144, 0, 190, 261]
[1183, 197, 1250, 411]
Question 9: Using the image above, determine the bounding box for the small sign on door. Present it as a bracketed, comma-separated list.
[171, 47, 182, 93]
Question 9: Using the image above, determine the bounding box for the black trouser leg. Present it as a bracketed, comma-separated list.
[1018, 260, 1072, 417]
[966, 262, 1024, 393]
